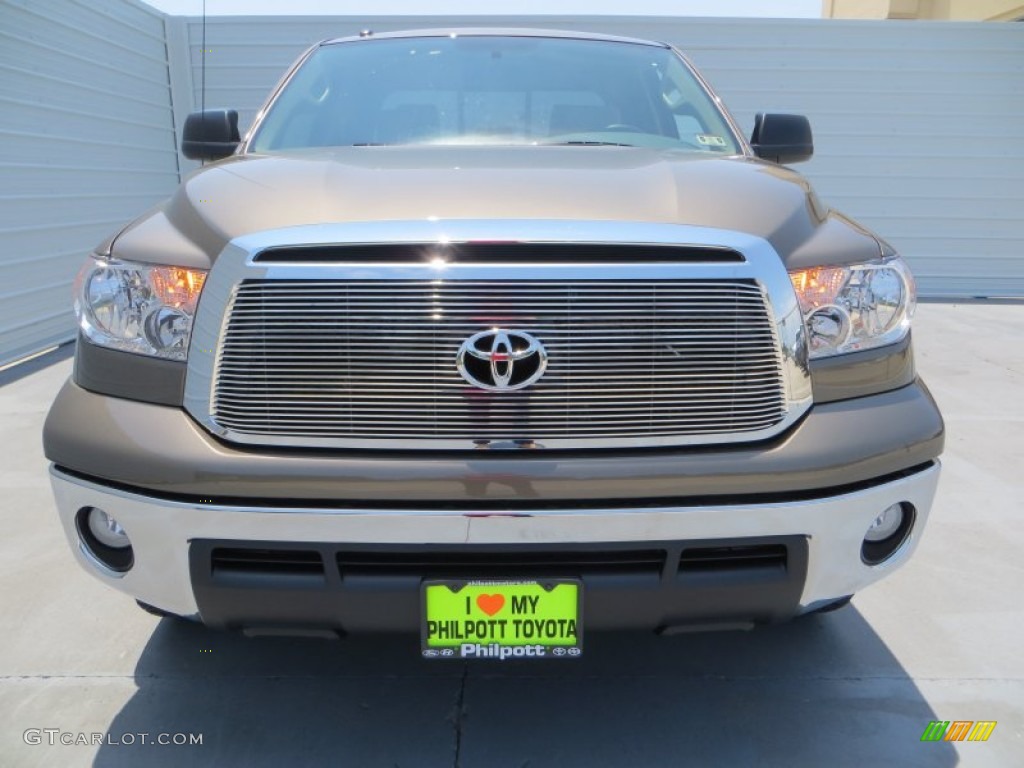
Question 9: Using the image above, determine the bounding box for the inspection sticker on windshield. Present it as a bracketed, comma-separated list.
[696, 133, 727, 147]
[421, 580, 582, 659]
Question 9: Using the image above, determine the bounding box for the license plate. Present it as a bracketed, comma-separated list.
[421, 580, 582, 660]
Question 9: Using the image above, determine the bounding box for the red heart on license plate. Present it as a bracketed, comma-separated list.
[476, 594, 505, 617]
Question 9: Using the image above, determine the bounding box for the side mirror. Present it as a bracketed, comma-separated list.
[182, 109, 240, 161]
[750, 113, 813, 164]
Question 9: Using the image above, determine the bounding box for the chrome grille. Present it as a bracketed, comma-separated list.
[211, 279, 787, 445]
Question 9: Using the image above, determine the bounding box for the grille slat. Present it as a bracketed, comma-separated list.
[215, 375, 784, 387]
[228, 305, 769, 314]
[212, 278, 786, 444]
[217, 365, 782, 375]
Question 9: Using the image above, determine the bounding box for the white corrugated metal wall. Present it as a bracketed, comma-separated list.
[0, 0, 180, 365]
[178, 15, 1024, 300]
[2, 11, 1021, 364]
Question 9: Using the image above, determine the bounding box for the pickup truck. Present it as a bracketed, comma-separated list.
[43, 29, 943, 658]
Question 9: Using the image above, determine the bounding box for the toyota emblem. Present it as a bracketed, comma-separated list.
[456, 329, 547, 391]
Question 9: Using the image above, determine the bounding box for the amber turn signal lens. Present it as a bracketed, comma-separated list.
[149, 267, 207, 313]
[788, 266, 848, 313]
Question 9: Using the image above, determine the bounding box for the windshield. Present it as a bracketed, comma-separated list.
[249, 35, 741, 154]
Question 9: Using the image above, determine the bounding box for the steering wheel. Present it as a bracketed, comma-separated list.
[603, 123, 646, 133]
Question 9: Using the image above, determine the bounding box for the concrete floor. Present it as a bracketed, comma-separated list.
[0, 302, 1021, 767]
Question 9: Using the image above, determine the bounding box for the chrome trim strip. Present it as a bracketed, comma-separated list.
[184, 220, 811, 450]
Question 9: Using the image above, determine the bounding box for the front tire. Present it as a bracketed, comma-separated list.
[807, 595, 853, 615]
[136, 600, 185, 620]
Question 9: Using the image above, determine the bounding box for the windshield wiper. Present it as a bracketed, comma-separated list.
[544, 140, 635, 148]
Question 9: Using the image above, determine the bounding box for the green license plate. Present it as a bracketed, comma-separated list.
[421, 580, 583, 660]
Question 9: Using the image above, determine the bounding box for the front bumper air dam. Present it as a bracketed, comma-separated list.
[50, 462, 940, 630]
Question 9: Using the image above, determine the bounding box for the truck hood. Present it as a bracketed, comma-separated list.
[111, 147, 882, 270]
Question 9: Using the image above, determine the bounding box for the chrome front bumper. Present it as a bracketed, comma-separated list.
[50, 462, 941, 625]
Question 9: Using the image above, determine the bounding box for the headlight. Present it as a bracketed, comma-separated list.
[74, 255, 207, 361]
[789, 256, 915, 359]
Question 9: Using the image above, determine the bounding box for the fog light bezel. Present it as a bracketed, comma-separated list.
[75, 507, 134, 573]
[861, 502, 915, 565]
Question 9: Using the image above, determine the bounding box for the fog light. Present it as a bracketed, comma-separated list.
[861, 502, 915, 565]
[864, 503, 904, 542]
[75, 507, 133, 573]
[87, 508, 130, 549]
